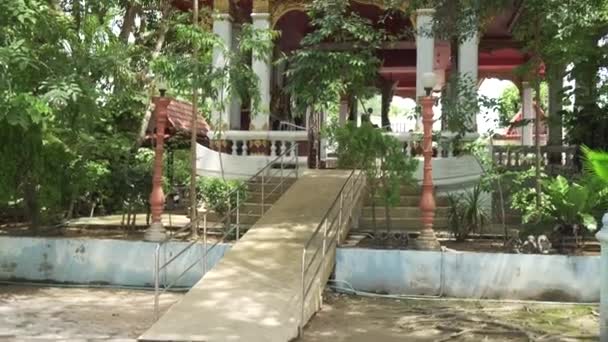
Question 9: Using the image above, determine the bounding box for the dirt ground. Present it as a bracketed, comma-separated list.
[298, 292, 599, 342]
[0, 285, 183, 341]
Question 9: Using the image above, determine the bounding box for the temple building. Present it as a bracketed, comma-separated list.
[171, 0, 539, 164]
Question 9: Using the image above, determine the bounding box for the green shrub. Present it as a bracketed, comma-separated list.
[327, 121, 418, 234]
[195, 177, 248, 216]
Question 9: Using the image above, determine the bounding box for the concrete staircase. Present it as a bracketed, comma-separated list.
[202, 176, 296, 234]
[355, 185, 450, 233]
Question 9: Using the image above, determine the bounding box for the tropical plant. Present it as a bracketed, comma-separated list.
[446, 183, 490, 241]
[511, 172, 607, 232]
[583, 146, 608, 184]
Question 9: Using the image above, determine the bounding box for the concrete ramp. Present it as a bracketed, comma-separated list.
[139, 170, 353, 342]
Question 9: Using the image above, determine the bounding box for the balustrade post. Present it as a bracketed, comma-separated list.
[271, 140, 278, 156]
[242, 140, 249, 156]
[232, 140, 238, 156]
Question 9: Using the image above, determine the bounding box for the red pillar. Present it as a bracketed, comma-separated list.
[145, 96, 171, 241]
[417, 96, 441, 250]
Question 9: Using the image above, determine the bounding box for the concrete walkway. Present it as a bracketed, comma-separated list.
[139, 170, 352, 342]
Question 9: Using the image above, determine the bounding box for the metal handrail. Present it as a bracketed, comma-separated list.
[299, 169, 366, 331]
[279, 121, 306, 131]
[151, 143, 299, 320]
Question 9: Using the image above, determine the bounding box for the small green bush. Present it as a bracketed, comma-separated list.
[327, 121, 418, 234]
[195, 177, 248, 216]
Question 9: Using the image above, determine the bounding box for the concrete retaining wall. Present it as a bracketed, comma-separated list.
[335, 248, 600, 302]
[0, 237, 230, 288]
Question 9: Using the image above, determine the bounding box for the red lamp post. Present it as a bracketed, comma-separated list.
[145, 81, 170, 241]
[416, 72, 441, 251]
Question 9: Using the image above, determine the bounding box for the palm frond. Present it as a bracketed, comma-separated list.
[582, 145, 608, 183]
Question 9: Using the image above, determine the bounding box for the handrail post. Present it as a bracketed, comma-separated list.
[280, 152, 284, 193]
[236, 191, 240, 241]
[227, 199, 232, 236]
[338, 192, 344, 240]
[154, 243, 160, 321]
[203, 212, 208, 275]
[293, 143, 300, 179]
[322, 219, 328, 256]
[300, 249, 306, 335]
[261, 171, 265, 216]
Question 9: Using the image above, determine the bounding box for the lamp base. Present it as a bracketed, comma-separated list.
[413, 228, 441, 251]
[145, 221, 167, 242]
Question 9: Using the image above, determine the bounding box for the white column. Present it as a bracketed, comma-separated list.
[458, 32, 479, 131]
[415, 9, 435, 130]
[212, 13, 233, 130]
[522, 82, 534, 146]
[250, 12, 271, 131]
[339, 98, 348, 125]
[230, 24, 242, 130]
[597, 213, 608, 342]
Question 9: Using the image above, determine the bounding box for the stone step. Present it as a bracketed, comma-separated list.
[202, 222, 254, 234]
[247, 181, 295, 193]
[205, 212, 262, 225]
[250, 176, 298, 184]
[358, 216, 449, 231]
[247, 191, 284, 203]
[365, 195, 449, 207]
[239, 202, 272, 214]
[361, 206, 449, 218]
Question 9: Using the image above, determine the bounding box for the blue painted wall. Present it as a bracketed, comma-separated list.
[0, 237, 231, 288]
[335, 248, 600, 302]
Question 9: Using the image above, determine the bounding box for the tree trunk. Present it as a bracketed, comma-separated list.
[119, 2, 142, 43]
[66, 195, 76, 220]
[23, 181, 40, 231]
[547, 64, 564, 164]
[384, 202, 391, 235]
[134, 1, 173, 148]
[380, 80, 396, 130]
[348, 95, 358, 123]
[534, 80, 542, 209]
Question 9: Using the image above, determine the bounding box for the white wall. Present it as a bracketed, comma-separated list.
[336, 248, 600, 302]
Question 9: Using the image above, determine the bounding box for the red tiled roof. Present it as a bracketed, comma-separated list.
[147, 97, 210, 139]
[166, 98, 210, 137]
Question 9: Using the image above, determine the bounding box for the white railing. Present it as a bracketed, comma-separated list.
[385, 131, 478, 158]
[491, 145, 577, 171]
[208, 130, 307, 157]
